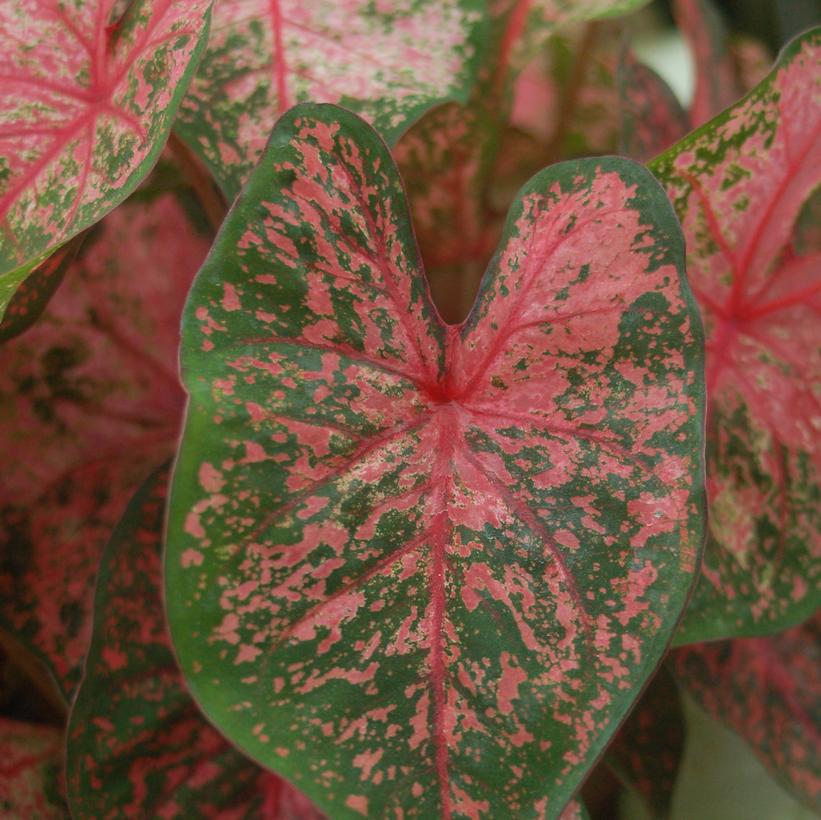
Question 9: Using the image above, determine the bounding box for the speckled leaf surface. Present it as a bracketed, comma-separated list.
[68, 465, 322, 819]
[0, 192, 209, 698]
[0, 0, 212, 318]
[650, 29, 821, 643]
[174, 0, 488, 198]
[167, 103, 704, 819]
[0, 718, 66, 818]
[604, 667, 684, 818]
[672, 614, 821, 811]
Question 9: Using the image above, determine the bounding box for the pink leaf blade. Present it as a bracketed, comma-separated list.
[0, 191, 210, 696]
[66, 465, 323, 819]
[167, 104, 704, 818]
[0, 0, 212, 317]
[174, 0, 490, 198]
[651, 27, 821, 642]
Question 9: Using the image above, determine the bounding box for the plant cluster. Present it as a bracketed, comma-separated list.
[0, 0, 818, 818]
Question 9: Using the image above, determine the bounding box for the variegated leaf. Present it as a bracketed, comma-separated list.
[604, 666, 684, 818]
[0, 0, 212, 319]
[167, 104, 704, 818]
[0, 718, 66, 818]
[67, 465, 322, 819]
[672, 614, 821, 811]
[0, 191, 209, 697]
[650, 28, 821, 643]
[174, 0, 489, 198]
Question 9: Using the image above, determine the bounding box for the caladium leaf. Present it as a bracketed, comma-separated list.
[0, 191, 209, 697]
[0, 0, 212, 320]
[649, 28, 821, 643]
[617, 50, 690, 162]
[604, 667, 685, 819]
[672, 0, 743, 125]
[67, 465, 322, 819]
[167, 103, 704, 818]
[174, 0, 489, 198]
[672, 614, 821, 812]
[0, 235, 83, 344]
[0, 717, 66, 818]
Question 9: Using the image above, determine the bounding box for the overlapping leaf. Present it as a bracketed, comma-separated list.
[0, 718, 65, 818]
[167, 103, 704, 818]
[0, 191, 209, 697]
[650, 28, 821, 642]
[604, 667, 685, 818]
[672, 614, 821, 811]
[0, 0, 212, 319]
[174, 0, 489, 198]
[68, 465, 322, 819]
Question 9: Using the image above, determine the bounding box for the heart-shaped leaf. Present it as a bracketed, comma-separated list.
[0, 717, 66, 818]
[604, 667, 685, 819]
[672, 614, 821, 812]
[167, 103, 704, 818]
[0, 190, 209, 697]
[0, 0, 212, 320]
[649, 28, 821, 643]
[174, 0, 490, 198]
[67, 464, 322, 818]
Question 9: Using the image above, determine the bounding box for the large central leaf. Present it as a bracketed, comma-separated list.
[166, 104, 704, 818]
[0, 0, 212, 317]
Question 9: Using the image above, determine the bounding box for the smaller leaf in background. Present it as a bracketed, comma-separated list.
[0, 190, 210, 698]
[650, 27, 821, 643]
[175, 0, 489, 198]
[605, 667, 685, 819]
[672, 614, 821, 813]
[0, 235, 84, 344]
[617, 50, 689, 162]
[0, 717, 66, 818]
[67, 465, 322, 819]
[0, 0, 212, 319]
[672, 0, 742, 123]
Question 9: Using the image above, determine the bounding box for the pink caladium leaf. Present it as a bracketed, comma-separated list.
[0, 0, 212, 319]
[649, 28, 821, 643]
[604, 667, 685, 819]
[67, 465, 323, 819]
[0, 717, 66, 818]
[166, 103, 704, 818]
[672, 0, 744, 125]
[616, 50, 690, 162]
[672, 614, 821, 811]
[173, 0, 489, 198]
[0, 191, 209, 698]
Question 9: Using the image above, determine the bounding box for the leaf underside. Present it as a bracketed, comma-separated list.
[167, 104, 704, 818]
[0, 191, 208, 696]
[650, 28, 821, 643]
[0, 0, 211, 317]
[67, 465, 323, 819]
[175, 0, 489, 198]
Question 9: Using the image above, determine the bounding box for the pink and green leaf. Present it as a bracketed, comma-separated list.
[0, 0, 212, 319]
[166, 103, 704, 818]
[0, 191, 209, 697]
[67, 465, 322, 819]
[604, 667, 685, 818]
[616, 49, 690, 162]
[649, 28, 821, 643]
[174, 0, 490, 198]
[0, 717, 66, 818]
[672, 614, 821, 811]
